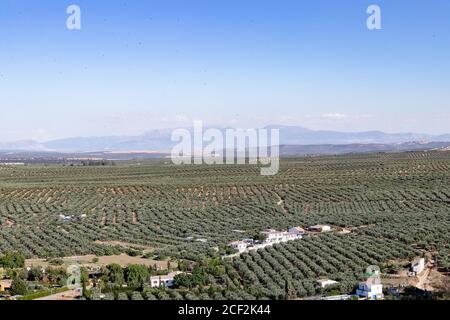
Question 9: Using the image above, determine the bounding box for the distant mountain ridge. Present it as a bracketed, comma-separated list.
[278, 141, 450, 156]
[1, 125, 450, 153]
[265, 125, 450, 145]
[0, 140, 48, 151]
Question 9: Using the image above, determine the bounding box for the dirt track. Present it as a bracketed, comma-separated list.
[416, 268, 431, 290]
[35, 288, 81, 300]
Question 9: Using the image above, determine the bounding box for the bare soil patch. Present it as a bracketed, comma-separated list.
[5, 219, 15, 227]
[94, 240, 153, 252]
[26, 254, 176, 269]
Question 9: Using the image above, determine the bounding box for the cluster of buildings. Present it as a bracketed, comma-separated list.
[79, 269, 185, 290]
[261, 229, 299, 244]
[228, 224, 332, 255]
[140, 256, 428, 295]
[318, 257, 427, 300]
[228, 226, 306, 254]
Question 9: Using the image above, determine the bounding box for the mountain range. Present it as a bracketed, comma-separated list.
[1, 126, 450, 153]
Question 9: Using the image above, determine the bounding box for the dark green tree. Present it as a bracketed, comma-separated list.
[103, 263, 125, 285]
[11, 277, 28, 296]
[125, 264, 149, 289]
[0, 251, 26, 269]
[28, 267, 44, 281]
[174, 273, 193, 289]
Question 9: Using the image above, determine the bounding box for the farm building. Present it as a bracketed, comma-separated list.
[288, 226, 305, 236]
[410, 257, 425, 275]
[150, 271, 183, 288]
[228, 240, 249, 253]
[308, 225, 331, 232]
[59, 214, 72, 222]
[261, 229, 297, 244]
[356, 282, 383, 300]
[316, 279, 338, 288]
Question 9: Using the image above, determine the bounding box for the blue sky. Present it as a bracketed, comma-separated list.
[0, 0, 449, 141]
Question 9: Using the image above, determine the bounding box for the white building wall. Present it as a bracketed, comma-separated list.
[356, 283, 383, 299]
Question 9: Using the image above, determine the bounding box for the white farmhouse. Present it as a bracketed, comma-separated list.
[261, 229, 297, 244]
[308, 225, 331, 232]
[317, 279, 338, 288]
[59, 214, 72, 221]
[288, 226, 305, 237]
[150, 271, 183, 288]
[229, 240, 249, 253]
[281, 232, 297, 242]
[410, 257, 425, 275]
[356, 282, 383, 300]
[261, 229, 284, 243]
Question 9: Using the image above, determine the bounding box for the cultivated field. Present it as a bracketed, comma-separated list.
[1, 151, 449, 299]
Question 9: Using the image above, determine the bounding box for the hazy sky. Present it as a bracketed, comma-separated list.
[1, 0, 450, 141]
